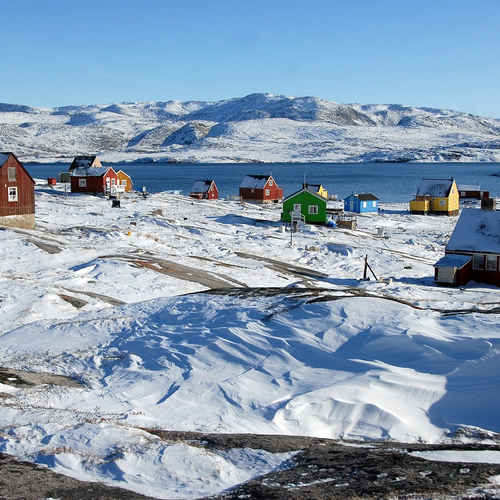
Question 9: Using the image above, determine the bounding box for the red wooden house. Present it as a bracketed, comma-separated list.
[239, 174, 283, 203]
[457, 184, 490, 200]
[70, 166, 118, 195]
[190, 180, 218, 200]
[434, 204, 500, 287]
[0, 152, 35, 229]
[60, 155, 103, 183]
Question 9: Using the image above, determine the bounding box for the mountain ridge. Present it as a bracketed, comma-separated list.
[1, 93, 499, 163]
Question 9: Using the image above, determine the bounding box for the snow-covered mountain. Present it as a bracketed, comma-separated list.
[1, 93, 500, 163]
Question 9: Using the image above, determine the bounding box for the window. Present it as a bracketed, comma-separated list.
[362, 201, 367, 208]
[486, 255, 498, 271]
[439, 199, 446, 206]
[79, 179, 87, 187]
[7, 167, 16, 182]
[269, 179, 274, 186]
[265, 189, 270, 196]
[8, 187, 17, 202]
[121, 180, 127, 186]
[308, 205, 318, 214]
[473, 254, 485, 270]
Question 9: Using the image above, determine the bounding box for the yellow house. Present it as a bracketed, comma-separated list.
[410, 178, 459, 215]
[116, 170, 133, 193]
[304, 183, 328, 199]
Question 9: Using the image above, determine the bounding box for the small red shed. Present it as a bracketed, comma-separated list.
[0, 152, 35, 229]
[239, 174, 283, 203]
[70, 166, 119, 195]
[458, 184, 490, 200]
[190, 180, 218, 200]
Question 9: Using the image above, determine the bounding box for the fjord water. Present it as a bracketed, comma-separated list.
[26, 162, 500, 203]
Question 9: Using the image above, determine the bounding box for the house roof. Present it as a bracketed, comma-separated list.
[416, 178, 455, 197]
[70, 155, 100, 170]
[71, 166, 114, 177]
[305, 183, 323, 191]
[435, 254, 472, 268]
[0, 153, 11, 166]
[346, 193, 379, 201]
[240, 174, 275, 189]
[283, 187, 327, 203]
[0, 152, 35, 184]
[446, 208, 500, 254]
[191, 180, 214, 193]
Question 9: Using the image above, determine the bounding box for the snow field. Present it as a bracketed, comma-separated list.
[0, 182, 499, 498]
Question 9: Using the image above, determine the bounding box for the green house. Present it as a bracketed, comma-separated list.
[281, 187, 328, 224]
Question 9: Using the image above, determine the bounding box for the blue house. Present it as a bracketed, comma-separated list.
[344, 193, 379, 213]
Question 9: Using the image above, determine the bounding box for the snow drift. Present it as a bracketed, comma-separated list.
[1, 184, 500, 498]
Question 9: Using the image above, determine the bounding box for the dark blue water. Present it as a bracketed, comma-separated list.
[25, 162, 500, 203]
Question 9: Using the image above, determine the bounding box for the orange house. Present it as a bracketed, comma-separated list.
[116, 170, 133, 193]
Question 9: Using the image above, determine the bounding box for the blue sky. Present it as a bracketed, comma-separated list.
[1, 0, 500, 118]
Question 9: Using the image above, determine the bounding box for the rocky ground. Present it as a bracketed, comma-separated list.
[1, 368, 500, 499]
[206, 436, 500, 499]
[1, 428, 500, 499]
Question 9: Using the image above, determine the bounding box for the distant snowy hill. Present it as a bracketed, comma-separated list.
[1, 93, 500, 163]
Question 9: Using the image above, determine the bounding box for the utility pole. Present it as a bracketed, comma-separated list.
[363, 254, 378, 281]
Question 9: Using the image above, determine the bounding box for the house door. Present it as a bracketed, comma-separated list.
[293, 203, 301, 218]
[350, 200, 354, 211]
